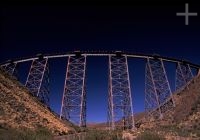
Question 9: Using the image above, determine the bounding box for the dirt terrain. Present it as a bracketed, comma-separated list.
[0, 69, 75, 136]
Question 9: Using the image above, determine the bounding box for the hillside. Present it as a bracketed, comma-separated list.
[0, 69, 75, 136]
[87, 112, 145, 130]
[137, 71, 200, 139]
[0, 66, 199, 139]
[87, 72, 200, 139]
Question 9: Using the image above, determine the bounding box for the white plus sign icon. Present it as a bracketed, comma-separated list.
[176, 3, 198, 25]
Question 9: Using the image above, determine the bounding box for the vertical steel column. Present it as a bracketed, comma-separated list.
[108, 55, 134, 130]
[145, 58, 174, 120]
[60, 55, 86, 127]
[198, 68, 200, 76]
[38, 63, 50, 106]
[175, 62, 193, 90]
[108, 56, 114, 130]
[25, 58, 49, 106]
[1, 62, 17, 76]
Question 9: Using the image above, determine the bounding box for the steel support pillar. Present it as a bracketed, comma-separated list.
[175, 62, 193, 90]
[1, 62, 17, 76]
[108, 55, 134, 130]
[25, 58, 50, 106]
[145, 58, 174, 120]
[60, 55, 86, 127]
[198, 68, 200, 76]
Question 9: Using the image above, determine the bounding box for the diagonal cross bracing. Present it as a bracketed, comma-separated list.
[145, 58, 175, 120]
[60, 55, 87, 127]
[1, 62, 17, 76]
[25, 58, 50, 106]
[175, 62, 193, 90]
[108, 55, 134, 130]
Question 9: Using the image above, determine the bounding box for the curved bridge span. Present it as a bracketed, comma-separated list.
[1, 51, 200, 68]
[1, 51, 200, 130]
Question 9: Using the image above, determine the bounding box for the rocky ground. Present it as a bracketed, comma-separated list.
[125, 72, 200, 140]
[0, 67, 200, 139]
[0, 69, 75, 136]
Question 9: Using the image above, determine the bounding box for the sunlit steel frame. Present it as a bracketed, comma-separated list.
[60, 55, 87, 127]
[145, 58, 175, 120]
[1, 51, 200, 128]
[108, 55, 134, 130]
[25, 58, 50, 106]
[175, 62, 194, 90]
[0, 62, 17, 76]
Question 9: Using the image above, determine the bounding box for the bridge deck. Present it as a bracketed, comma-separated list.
[1, 51, 200, 69]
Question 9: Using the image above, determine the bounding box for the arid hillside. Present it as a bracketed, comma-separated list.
[0, 66, 199, 139]
[137, 71, 200, 139]
[0, 69, 75, 136]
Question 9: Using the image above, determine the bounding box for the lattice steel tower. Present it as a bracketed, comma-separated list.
[60, 54, 87, 127]
[108, 53, 135, 130]
[25, 56, 50, 106]
[0, 61, 17, 76]
[145, 57, 175, 120]
[175, 62, 193, 90]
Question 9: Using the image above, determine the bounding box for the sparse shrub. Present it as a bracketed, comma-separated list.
[136, 131, 165, 140]
[84, 130, 122, 140]
[159, 125, 190, 137]
[54, 129, 60, 135]
[0, 123, 10, 131]
[193, 124, 197, 129]
[42, 118, 49, 124]
[34, 127, 53, 140]
[67, 130, 74, 134]
[16, 104, 25, 112]
[0, 127, 53, 140]
[72, 125, 82, 133]
[0, 107, 4, 116]
[196, 131, 200, 137]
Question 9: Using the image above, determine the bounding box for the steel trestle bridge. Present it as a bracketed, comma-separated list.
[1, 51, 200, 130]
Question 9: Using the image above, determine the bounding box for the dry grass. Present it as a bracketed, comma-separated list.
[0, 127, 53, 140]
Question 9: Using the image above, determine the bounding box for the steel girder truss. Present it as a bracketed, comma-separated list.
[1, 62, 17, 76]
[25, 58, 50, 106]
[145, 58, 174, 120]
[60, 55, 86, 127]
[175, 62, 194, 90]
[108, 55, 134, 130]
